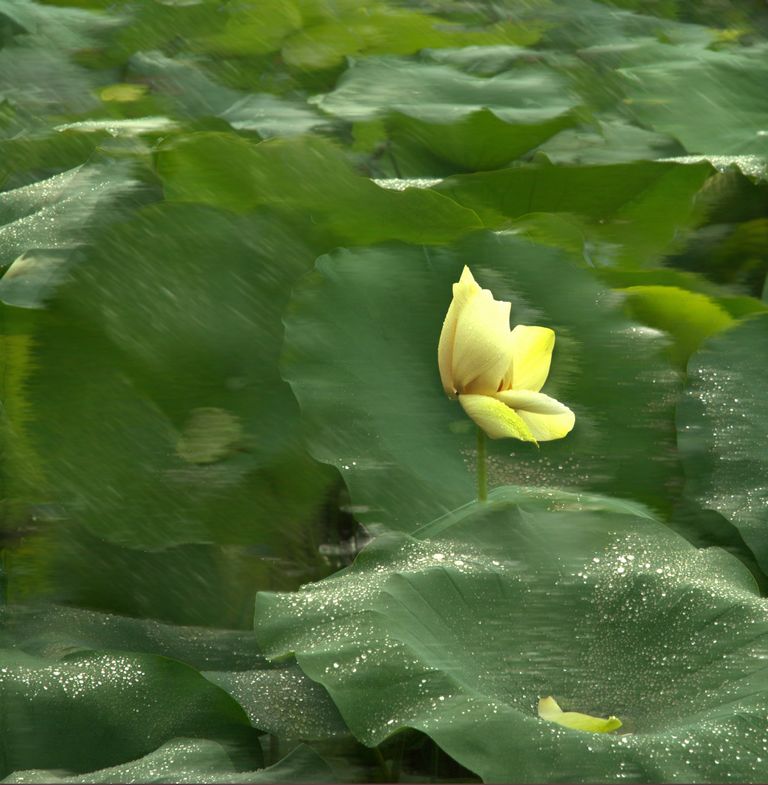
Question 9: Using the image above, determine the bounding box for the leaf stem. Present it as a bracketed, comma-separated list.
[476, 428, 488, 502]
[373, 745, 392, 782]
[268, 734, 280, 766]
[430, 739, 440, 782]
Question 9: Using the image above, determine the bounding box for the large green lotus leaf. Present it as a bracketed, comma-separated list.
[2, 741, 335, 785]
[25, 204, 334, 548]
[414, 485, 656, 539]
[254, 500, 768, 783]
[618, 46, 768, 157]
[678, 314, 768, 573]
[0, 162, 137, 267]
[313, 57, 578, 125]
[282, 234, 680, 531]
[157, 133, 482, 245]
[312, 57, 579, 171]
[435, 160, 714, 267]
[0, 648, 258, 779]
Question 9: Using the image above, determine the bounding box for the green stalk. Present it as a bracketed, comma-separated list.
[373, 745, 392, 782]
[476, 428, 488, 502]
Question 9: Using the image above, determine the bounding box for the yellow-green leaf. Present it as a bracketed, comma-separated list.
[621, 285, 733, 368]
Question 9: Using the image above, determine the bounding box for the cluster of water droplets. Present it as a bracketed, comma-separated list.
[0, 653, 147, 700]
[687, 364, 768, 533]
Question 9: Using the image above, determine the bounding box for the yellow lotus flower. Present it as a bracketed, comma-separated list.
[438, 266, 575, 443]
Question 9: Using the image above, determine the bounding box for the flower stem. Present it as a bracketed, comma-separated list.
[476, 428, 488, 502]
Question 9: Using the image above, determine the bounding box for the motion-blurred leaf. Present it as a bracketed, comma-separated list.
[0, 163, 140, 307]
[620, 285, 733, 368]
[26, 205, 334, 549]
[619, 46, 768, 156]
[157, 133, 482, 245]
[129, 52, 331, 137]
[436, 160, 714, 266]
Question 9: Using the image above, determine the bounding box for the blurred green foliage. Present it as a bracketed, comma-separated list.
[2, 0, 768, 781]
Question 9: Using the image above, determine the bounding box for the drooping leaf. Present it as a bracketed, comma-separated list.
[595, 268, 768, 321]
